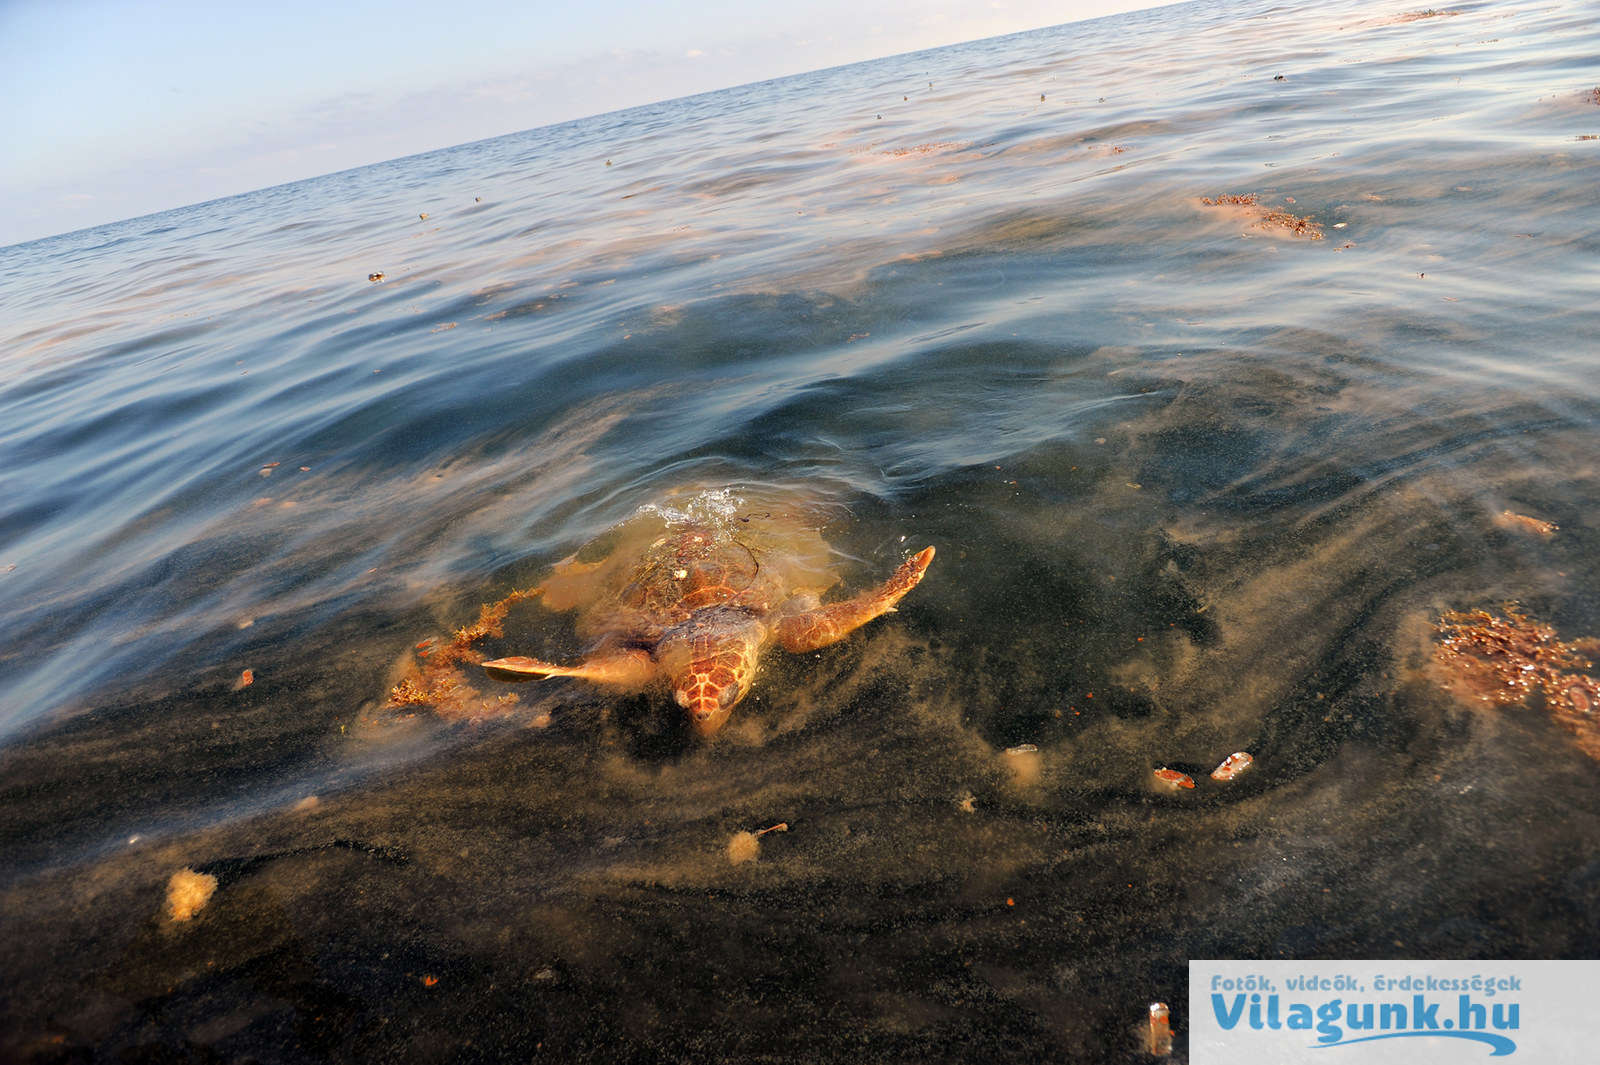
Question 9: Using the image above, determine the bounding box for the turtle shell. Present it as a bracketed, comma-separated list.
[533, 487, 843, 643]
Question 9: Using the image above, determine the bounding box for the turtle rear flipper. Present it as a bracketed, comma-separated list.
[483, 649, 656, 688]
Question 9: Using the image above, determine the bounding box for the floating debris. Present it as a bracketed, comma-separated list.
[368, 272, 385, 282]
[388, 584, 541, 717]
[165, 868, 218, 922]
[1005, 743, 1039, 755]
[727, 823, 787, 865]
[1153, 768, 1195, 791]
[1210, 751, 1254, 781]
[418, 212, 427, 221]
[877, 141, 969, 158]
[232, 669, 254, 691]
[1148, 1002, 1173, 1056]
[1387, 9, 1462, 24]
[1494, 510, 1558, 537]
[1201, 193, 1324, 239]
[1435, 606, 1600, 761]
[728, 832, 759, 864]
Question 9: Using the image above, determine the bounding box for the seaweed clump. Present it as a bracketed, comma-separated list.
[1434, 606, 1600, 760]
[388, 586, 539, 718]
[1200, 194, 1324, 239]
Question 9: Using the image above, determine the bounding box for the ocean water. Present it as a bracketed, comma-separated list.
[3, 0, 1598, 1060]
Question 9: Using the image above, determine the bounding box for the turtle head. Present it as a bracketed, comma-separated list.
[656, 611, 764, 736]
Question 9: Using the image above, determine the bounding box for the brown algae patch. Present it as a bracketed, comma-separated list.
[388, 585, 539, 718]
[876, 142, 970, 158]
[1434, 606, 1600, 760]
[1388, 9, 1461, 24]
[1200, 194, 1324, 240]
[165, 868, 218, 922]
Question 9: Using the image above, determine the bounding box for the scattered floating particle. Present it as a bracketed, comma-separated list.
[957, 793, 977, 813]
[368, 272, 385, 282]
[292, 795, 319, 811]
[1210, 751, 1254, 780]
[418, 213, 427, 221]
[1005, 743, 1038, 755]
[1333, 222, 1348, 228]
[1153, 768, 1195, 791]
[1148, 1002, 1173, 1056]
[1494, 510, 1558, 537]
[431, 322, 458, 333]
[233, 669, 254, 690]
[421, 975, 438, 987]
[299, 466, 311, 471]
[236, 618, 254, 629]
[165, 868, 218, 922]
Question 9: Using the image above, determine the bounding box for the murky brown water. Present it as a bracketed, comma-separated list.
[4, 0, 1599, 1060]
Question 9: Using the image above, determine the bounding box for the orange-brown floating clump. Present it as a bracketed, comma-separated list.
[166, 868, 218, 922]
[1201, 193, 1324, 240]
[879, 141, 969, 158]
[232, 668, 254, 691]
[1210, 751, 1253, 781]
[1494, 510, 1558, 537]
[1153, 768, 1195, 791]
[1435, 606, 1600, 760]
[1148, 1002, 1173, 1056]
[388, 585, 541, 718]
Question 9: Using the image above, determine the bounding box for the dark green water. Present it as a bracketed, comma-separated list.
[3, 0, 1598, 1060]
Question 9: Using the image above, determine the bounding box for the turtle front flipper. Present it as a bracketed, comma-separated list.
[483, 648, 656, 688]
[773, 546, 934, 653]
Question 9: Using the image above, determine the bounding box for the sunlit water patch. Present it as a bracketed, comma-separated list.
[3, 0, 1599, 1060]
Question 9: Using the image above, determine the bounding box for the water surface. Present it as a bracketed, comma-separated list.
[3, 0, 1599, 1060]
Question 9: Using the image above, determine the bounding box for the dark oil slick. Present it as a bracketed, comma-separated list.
[3, 0, 1599, 1061]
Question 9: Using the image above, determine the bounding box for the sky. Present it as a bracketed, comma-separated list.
[0, 0, 1178, 247]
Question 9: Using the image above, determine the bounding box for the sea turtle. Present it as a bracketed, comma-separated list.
[478, 490, 935, 736]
